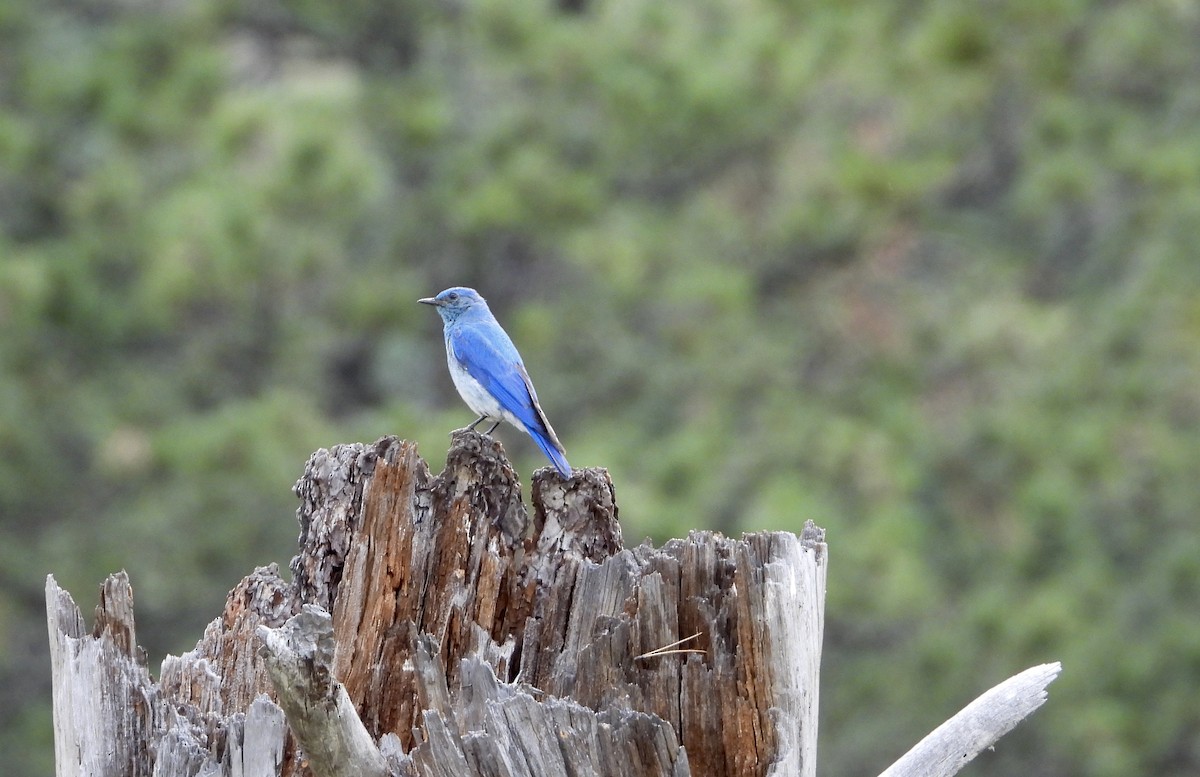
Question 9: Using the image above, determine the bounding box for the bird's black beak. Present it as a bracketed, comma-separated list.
[418, 296, 440, 306]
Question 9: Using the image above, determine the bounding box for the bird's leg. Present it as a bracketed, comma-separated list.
[484, 420, 501, 435]
[467, 415, 488, 431]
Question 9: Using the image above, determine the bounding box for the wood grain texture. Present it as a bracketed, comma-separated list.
[47, 572, 155, 777]
[48, 430, 829, 777]
[257, 605, 388, 777]
[48, 566, 299, 777]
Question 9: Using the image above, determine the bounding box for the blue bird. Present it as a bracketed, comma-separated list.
[420, 287, 572, 478]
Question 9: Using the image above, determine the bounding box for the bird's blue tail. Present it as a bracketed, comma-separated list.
[528, 428, 572, 478]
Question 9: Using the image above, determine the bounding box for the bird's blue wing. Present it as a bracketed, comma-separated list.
[449, 323, 545, 432]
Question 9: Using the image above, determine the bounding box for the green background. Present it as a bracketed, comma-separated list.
[3, 0, 1200, 774]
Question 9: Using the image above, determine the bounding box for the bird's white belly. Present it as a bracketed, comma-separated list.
[446, 353, 524, 429]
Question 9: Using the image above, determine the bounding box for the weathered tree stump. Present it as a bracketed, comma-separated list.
[47, 431, 828, 776]
[47, 430, 1059, 777]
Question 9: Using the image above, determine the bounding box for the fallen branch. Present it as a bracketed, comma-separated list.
[877, 662, 1064, 777]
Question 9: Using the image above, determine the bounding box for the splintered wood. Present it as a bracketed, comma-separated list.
[46, 431, 828, 777]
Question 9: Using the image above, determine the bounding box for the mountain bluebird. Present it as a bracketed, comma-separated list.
[419, 287, 572, 478]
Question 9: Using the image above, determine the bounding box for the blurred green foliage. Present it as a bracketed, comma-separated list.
[3, 0, 1200, 774]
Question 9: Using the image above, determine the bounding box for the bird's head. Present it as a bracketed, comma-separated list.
[418, 287, 486, 324]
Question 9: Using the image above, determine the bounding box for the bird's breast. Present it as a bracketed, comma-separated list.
[446, 354, 506, 419]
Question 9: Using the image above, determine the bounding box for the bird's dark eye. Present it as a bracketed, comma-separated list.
[447, 292, 459, 301]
